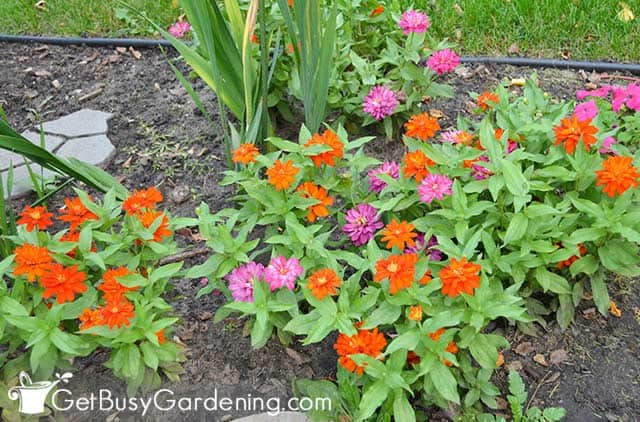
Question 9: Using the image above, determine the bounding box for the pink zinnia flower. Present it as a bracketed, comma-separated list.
[363, 86, 398, 120]
[418, 173, 453, 203]
[600, 136, 617, 154]
[574, 100, 598, 121]
[440, 130, 461, 144]
[627, 84, 640, 111]
[368, 161, 400, 193]
[226, 262, 264, 302]
[264, 256, 303, 291]
[168, 21, 191, 38]
[343, 204, 384, 246]
[398, 10, 430, 35]
[426, 49, 460, 74]
[471, 157, 492, 180]
[612, 86, 628, 112]
[576, 85, 611, 101]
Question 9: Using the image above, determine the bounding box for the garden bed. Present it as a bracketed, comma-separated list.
[1, 43, 639, 421]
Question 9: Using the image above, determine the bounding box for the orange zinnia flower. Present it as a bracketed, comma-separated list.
[370, 5, 384, 17]
[439, 257, 481, 297]
[58, 196, 98, 231]
[17, 206, 53, 232]
[137, 210, 172, 242]
[455, 130, 475, 146]
[477, 92, 499, 110]
[267, 159, 299, 191]
[404, 113, 440, 141]
[232, 143, 260, 165]
[296, 182, 334, 222]
[13, 244, 52, 282]
[122, 187, 163, 215]
[429, 328, 446, 341]
[406, 350, 421, 366]
[444, 341, 459, 366]
[596, 155, 640, 197]
[380, 219, 417, 250]
[156, 330, 166, 345]
[40, 264, 87, 304]
[79, 308, 104, 330]
[557, 243, 588, 269]
[553, 115, 598, 154]
[419, 269, 432, 285]
[333, 327, 387, 375]
[374, 253, 418, 294]
[403, 150, 435, 182]
[100, 298, 135, 329]
[408, 304, 422, 321]
[305, 129, 344, 167]
[307, 268, 341, 300]
[98, 267, 137, 302]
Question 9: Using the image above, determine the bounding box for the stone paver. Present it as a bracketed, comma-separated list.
[0, 109, 114, 199]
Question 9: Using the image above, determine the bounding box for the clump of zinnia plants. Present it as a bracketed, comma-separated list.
[0, 188, 185, 397]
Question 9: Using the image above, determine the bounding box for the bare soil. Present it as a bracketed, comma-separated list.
[0, 43, 638, 421]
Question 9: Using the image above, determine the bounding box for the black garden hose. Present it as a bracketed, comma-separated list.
[2, 34, 640, 75]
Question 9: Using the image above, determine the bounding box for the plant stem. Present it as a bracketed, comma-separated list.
[258, 0, 270, 142]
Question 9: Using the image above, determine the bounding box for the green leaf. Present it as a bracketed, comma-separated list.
[430, 361, 460, 404]
[503, 213, 528, 245]
[393, 390, 416, 422]
[535, 267, 571, 294]
[598, 238, 640, 276]
[140, 342, 159, 370]
[590, 270, 609, 315]
[356, 379, 389, 420]
[469, 334, 498, 369]
[500, 159, 529, 197]
[362, 302, 401, 329]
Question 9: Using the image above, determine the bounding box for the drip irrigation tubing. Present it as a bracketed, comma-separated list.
[3, 34, 640, 74]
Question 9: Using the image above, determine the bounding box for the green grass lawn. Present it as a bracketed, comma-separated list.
[0, 0, 638, 62]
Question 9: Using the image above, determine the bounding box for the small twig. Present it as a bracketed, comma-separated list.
[525, 370, 552, 412]
[599, 75, 640, 83]
[78, 87, 104, 102]
[158, 247, 210, 265]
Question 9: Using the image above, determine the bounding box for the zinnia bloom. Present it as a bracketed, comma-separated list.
[13, 243, 52, 282]
[408, 304, 422, 321]
[439, 257, 481, 297]
[97, 267, 137, 303]
[233, 143, 260, 165]
[156, 330, 166, 345]
[429, 327, 446, 341]
[403, 150, 435, 182]
[343, 204, 384, 246]
[600, 136, 617, 154]
[380, 219, 417, 250]
[418, 173, 453, 203]
[17, 206, 53, 231]
[404, 113, 441, 141]
[405, 234, 443, 261]
[296, 182, 334, 222]
[368, 161, 400, 193]
[398, 10, 430, 35]
[334, 327, 387, 375]
[226, 262, 264, 303]
[264, 256, 303, 291]
[420, 270, 433, 285]
[440, 130, 461, 144]
[574, 100, 598, 121]
[305, 129, 344, 167]
[168, 21, 191, 38]
[454, 130, 475, 146]
[557, 244, 587, 270]
[40, 264, 87, 304]
[307, 268, 341, 300]
[595, 155, 640, 197]
[553, 115, 598, 154]
[122, 187, 163, 215]
[444, 341, 459, 366]
[79, 308, 103, 330]
[370, 5, 384, 17]
[267, 159, 299, 191]
[100, 298, 135, 329]
[374, 253, 418, 294]
[58, 196, 98, 231]
[137, 210, 172, 242]
[363, 86, 398, 120]
[577, 85, 611, 100]
[477, 92, 499, 111]
[426, 49, 460, 75]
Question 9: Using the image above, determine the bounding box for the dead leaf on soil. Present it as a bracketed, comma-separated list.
[582, 307, 597, 320]
[515, 341, 535, 356]
[80, 51, 100, 65]
[34, 69, 52, 78]
[129, 46, 142, 60]
[496, 352, 505, 367]
[421, 95, 431, 103]
[454, 66, 473, 79]
[285, 348, 311, 365]
[115, 47, 127, 54]
[609, 300, 622, 317]
[105, 412, 119, 422]
[198, 311, 213, 321]
[495, 397, 508, 410]
[549, 349, 568, 365]
[533, 353, 548, 367]
[429, 109, 446, 119]
[583, 291, 594, 300]
[506, 360, 523, 372]
[507, 43, 519, 55]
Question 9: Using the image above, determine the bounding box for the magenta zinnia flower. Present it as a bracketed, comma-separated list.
[398, 10, 430, 35]
[368, 161, 400, 193]
[168, 21, 191, 38]
[576, 85, 611, 101]
[264, 256, 303, 291]
[600, 136, 617, 154]
[426, 49, 460, 75]
[405, 234, 443, 261]
[343, 204, 384, 246]
[226, 262, 264, 302]
[418, 173, 453, 203]
[440, 130, 461, 144]
[363, 86, 398, 120]
[574, 100, 598, 121]
[471, 156, 492, 180]
[627, 84, 640, 111]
